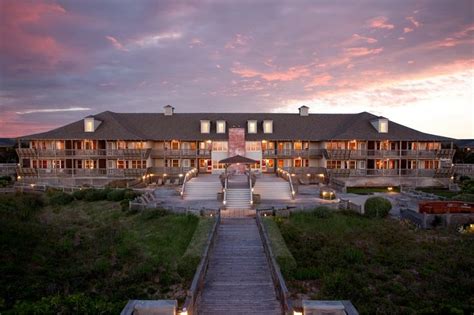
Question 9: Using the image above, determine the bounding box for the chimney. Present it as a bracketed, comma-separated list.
[299, 105, 309, 116]
[163, 105, 174, 116]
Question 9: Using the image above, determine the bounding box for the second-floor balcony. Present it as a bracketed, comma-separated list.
[327, 168, 452, 177]
[19, 167, 146, 178]
[262, 149, 324, 158]
[150, 149, 211, 158]
[324, 149, 455, 160]
[16, 148, 151, 159]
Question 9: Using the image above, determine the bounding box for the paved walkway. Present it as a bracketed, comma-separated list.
[197, 218, 281, 315]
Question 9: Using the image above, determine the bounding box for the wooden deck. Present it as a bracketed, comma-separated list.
[197, 217, 282, 315]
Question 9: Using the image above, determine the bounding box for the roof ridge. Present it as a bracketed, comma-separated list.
[104, 111, 147, 139]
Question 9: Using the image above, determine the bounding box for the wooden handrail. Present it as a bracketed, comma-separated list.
[181, 211, 221, 315]
[181, 168, 197, 199]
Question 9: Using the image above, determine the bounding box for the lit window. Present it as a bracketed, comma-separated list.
[216, 120, 226, 134]
[117, 160, 125, 169]
[201, 120, 210, 133]
[248, 120, 257, 134]
[85, 120, 94, 132]
[212, 141, 228, 152]
[263, 120, 273, 134]
[246, 142, 261, 151]
[380, 120, 388, 133]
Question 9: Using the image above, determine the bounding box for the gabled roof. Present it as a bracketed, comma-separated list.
[219, 155, 258, 164]
[19, 111, 452, 141]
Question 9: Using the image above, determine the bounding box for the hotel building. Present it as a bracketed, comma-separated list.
[16, 105, 454, 188]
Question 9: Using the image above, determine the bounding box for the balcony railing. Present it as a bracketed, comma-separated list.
[150, 149, 211, 157]
[262, 149, 323, 158]
[327, 168, 451, 177]
[16, 148, 151, 159]
[18, 167, 146, 178]
[325, 149, 455, 160]
[279, 167, 326, 175]
[146, 167, 194, 176]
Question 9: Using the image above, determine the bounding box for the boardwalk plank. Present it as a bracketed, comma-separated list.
[197, 217, 282, 315]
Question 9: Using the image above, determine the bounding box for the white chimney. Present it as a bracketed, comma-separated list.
[164, 105, 174, 116]
[299, 105, 309, 116]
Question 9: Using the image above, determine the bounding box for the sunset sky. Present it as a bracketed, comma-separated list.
[0, 0, 473, 139]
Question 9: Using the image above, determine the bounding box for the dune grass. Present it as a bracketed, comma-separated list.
[0, 194, 202, 314]
[276, 209, 474, 314]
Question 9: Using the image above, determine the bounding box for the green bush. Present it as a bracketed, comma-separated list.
[106, 189, 126, 201]
[11, 293, 120, 314]
[123, 189, 139, 200]
[451, 193, 474, 202]
[364, 196, 392, 218]
[83, 189, 109, 202]
[0, 179, 9, 187]
[120, 199, 130, 212]
[49, 192, 74, 206]
[311, 206, 333, 219]
[72, 189, 87, 200]
[0, 175, 12, 182]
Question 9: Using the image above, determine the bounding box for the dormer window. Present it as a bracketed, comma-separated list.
[84, 117, 101, 133]
[248, 120, 257, 134]
[371, 117, 389, 133]
[263, 120, 273, 134]
[216, 120, 226, 134]
[200, 120, 210, 133]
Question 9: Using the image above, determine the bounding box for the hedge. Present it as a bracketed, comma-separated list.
[364, 196, 392, 218]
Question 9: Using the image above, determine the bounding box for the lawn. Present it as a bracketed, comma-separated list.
[0, 193, 208, 314]
[273, 210, 474, 314]
[415, 187, 459, 199]
[347, 186, 400, 194]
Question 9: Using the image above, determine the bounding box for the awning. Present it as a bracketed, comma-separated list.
[219, 155, 258, 164]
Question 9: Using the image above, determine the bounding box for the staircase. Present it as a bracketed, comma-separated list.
[182, 175, 222, 200]
[253, 175, 292, 200]
[226, 188, 252, 209]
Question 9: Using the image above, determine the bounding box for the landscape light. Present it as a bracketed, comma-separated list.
[387, 187, 393, 191]
[179, 173, 183, 177]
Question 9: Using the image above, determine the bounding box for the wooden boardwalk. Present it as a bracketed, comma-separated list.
[197, 217, 282, 315]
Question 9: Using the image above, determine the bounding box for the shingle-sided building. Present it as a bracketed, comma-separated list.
[16, 106, 455, 187]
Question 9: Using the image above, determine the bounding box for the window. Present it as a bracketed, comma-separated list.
[424, 160, 439, 169]
[250, 161, 261, 169]
[53, 160, 64, 169]
[246, 141, 261, 151]
[84, 160, 95, 169]
[327, 142, 345, 149]
[171, 140, 179, 150]
[294, 159, 302, 167]
[212, 141, 228, 152]
[201, 120, 210, 133]
[380, 120, 388, 133]
[266, 159, 274, 168]
[56, 141, 64, 150]
[263, 120, 273, 134]
[327, 160, 342, 169]
[216, 120, 226, 134]
[117, 160, 125, 169]
[261, 141, 274, 151]
[84, 118, 94, 132]
[294, 141, 303, 150]
[212, 161, 226, 169]
[130, 160, 145, 169]
[277, 159, 284, 168]
[190, 159, 196, 167]
[247, 120, 257, 134]
[84, 140, 96, 150]
[33, 160, 48, 168]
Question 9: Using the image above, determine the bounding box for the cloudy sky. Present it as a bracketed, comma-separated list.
[0, 0, 473, 138]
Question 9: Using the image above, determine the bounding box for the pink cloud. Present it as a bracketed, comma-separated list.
[341, 34, 378, 45]
[431, 24, 474, 48]
[225, 34, 251, 49]
[344, 47, 384, 57]
[231, 65, 310, 81]
[305, 73, 333, 87]
[105, 35, 128, 51]
[367, 16, 394, 30]
[404, 27, 413, 33]
[406, 16, 421, 28]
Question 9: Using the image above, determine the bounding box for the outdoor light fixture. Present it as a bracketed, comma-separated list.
[163, 173, 167, 177]
[293, 311, 303, 315]
[387, 186, 393, 191]
[17, 176, 21, 180]
[179, 173, 183, 177]
[223, 200, 226, 205]
[306, 173, 311, 177]
[180, 310, 188, 315]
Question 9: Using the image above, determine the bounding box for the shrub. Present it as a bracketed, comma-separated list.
[451, 193, 474, 202]
[311, 206, 333, 219]
[364, 196, 392, 218]
[83, 189, 109, 202]
[49, 191, 74, 206]
[106, 189, 126, 201]
[72, 189, 87, 200]
[123, 189, 139, 200]
[0, 175, 12, 182]
[120, 199, 130, 212]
